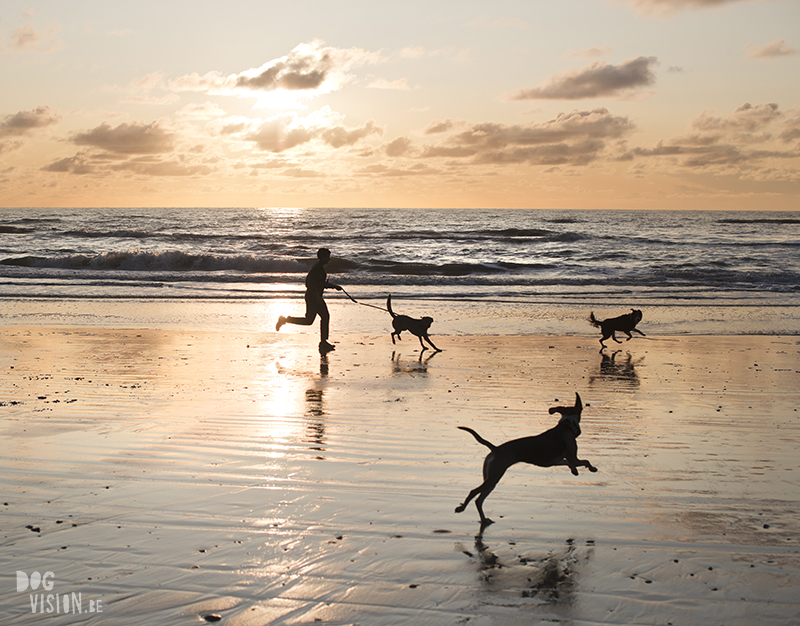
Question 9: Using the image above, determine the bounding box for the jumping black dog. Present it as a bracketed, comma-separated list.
[455, 393, 596, 527]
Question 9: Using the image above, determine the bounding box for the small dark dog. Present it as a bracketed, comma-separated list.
[387, 295, 441, 352]
[455, 393, 596, 527]
[589, 309, 645, 351]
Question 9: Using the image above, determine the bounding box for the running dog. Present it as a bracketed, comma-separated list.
[387, 294, 441, 352]
[588, 309, 645, 351]
[455, 393, 596, 527]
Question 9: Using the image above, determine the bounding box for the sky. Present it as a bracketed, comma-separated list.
[1, 0, 799, 210]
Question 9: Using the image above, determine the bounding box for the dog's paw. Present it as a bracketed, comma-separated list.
[571, 468, 579, 476]
[589, 466, 598, 472]
[455, 504, 466, 513]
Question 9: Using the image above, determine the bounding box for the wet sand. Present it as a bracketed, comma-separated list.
[2, 325, 799, 625]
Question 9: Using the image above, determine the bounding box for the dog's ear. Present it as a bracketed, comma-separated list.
[574, 392, 582, 411]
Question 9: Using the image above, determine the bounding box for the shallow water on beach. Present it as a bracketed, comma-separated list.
[2, 207, 799, 313]
[2, 328, 799, 624]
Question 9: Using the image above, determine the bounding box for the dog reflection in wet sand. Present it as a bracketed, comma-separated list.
[455, 393, 597, 528]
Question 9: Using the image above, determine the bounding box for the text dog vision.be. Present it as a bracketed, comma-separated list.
[17, 571, 103, 615]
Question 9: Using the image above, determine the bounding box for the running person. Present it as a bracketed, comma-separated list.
[276, 248, 342, 352]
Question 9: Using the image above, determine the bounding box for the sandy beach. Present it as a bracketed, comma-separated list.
[2, 316, 799, 625]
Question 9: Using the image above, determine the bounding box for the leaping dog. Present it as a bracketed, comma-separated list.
[387, 294, 441, 352]
[455, 393, 596, 527]
[589, 309, 645, 351]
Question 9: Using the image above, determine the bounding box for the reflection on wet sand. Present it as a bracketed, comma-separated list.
[462, 530, 592, 611]
[589, 350, 643, 387]
[302, 355, 328, 458]
[391, 349, 439, 375]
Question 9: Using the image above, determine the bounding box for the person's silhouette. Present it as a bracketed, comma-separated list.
[276, 248, 342, 352]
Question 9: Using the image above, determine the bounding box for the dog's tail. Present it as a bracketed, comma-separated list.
[457, 426, 496, 451]
[387, 294, 396, 318]
[588, 312, 601, 328]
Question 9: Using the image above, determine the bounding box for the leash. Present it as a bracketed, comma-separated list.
[339, 287, 388, 312]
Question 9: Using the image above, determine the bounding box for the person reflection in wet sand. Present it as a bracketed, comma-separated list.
[276, 248, 342, 353]
[303, 354, 330, 459]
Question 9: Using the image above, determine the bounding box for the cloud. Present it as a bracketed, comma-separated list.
[384, 136, 415, 157]
[509, 57, 657, 100]
[321, 120, 382, 148]
[242, 111, 382, 153]
[111, 158, 213, 177]
[420, 108, 636, 166]
[623, 102, 799, 171]
[0, 105, 60, 153]
[625, 0, 756, 17]
[367, 77, 411, 90]
[568, 45, 612, 58]
[170, 40, 383, 103]
[745, 38, 798, 59]
[1, 22, 62, 54]
[41, 153, 95, 175]
[71, 121, 176, 155]
[424, 119, 457, 135]
[691, 102, 782, 142]
[0, 106, 61, 138]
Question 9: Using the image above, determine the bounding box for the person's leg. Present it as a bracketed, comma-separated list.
[281, 293, 319, 327]
[318, 300, 330, 342]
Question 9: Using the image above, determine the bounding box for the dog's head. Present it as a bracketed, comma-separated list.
[548, 393, 583, 433]
[421, 316, 434, 330]
[629, 309, 643, 324]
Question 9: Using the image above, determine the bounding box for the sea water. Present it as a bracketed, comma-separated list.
[1, 207, 798, 334]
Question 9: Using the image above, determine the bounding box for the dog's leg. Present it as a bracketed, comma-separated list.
[632, 328, 646, 337]
[611, 331, 622, 344]
[456, 455, 508, 526]
[455, 484, 483, 514]
[552, 456, 598, 475]
[424, 335, 441, 352]
[417, 335, 428, 351]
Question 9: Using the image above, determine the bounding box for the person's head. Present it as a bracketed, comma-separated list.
[317, 247, 331, 263]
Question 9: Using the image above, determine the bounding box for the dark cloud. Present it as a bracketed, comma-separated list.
[321, 120, 382, 148]
[71, 121, 175, 155]
[235, 48, 333, 91]
[510, 57, 657, 100]
[421, 108, 635, 166]
[0, 106, 61, 137]
[384, 136, 414, 157]
[424, 119, 456, 135]
[0, 106, 61, 154]
[41, 153, 94, 175]
[172, 40, 382, 99]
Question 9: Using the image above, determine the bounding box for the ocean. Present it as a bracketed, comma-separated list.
[1, 207, 799, 335]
